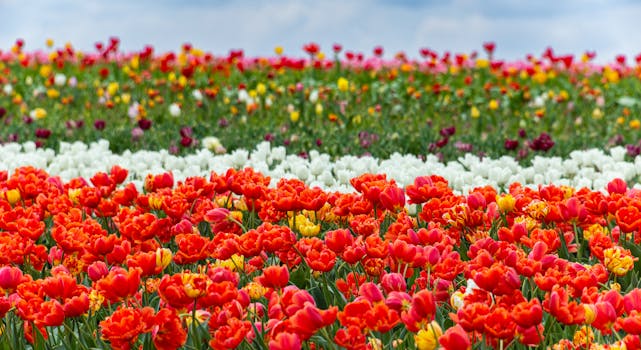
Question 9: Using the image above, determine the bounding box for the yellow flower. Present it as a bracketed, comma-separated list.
[582, 224, 607, 241]
[415, 321, 443, 350]
[525, 200, 548, 220]
[121, 93, 131, 105]
[558, 90, 569, 101]
[315, 103, 323, 115]
[289, 213, 320, 236]
[337, 77, 349, 92]
[367, 106, 375, 116]
[230, 254, 245, 270]
[177, 52, 187, 66]
[604, 246, 636, 276]
[39, 65, 52, 78]
[181, 273, 209, 299]
[572, 322, 594, 347]
[299, 221, 321, 237]
[592, 108, 603, 120]
[178, 75, 187, 88]
[476, 59, 489, 68]
[290, 110, 300, 123]
[610, 281, 621, 292]
[215, 254, 244, 271]
[30, 107, 47, 119]
[496, 194, 516, 213]
[532, 71, 547, 84]
[488, 99, 499, 110]
[148, 195, 163, 210]
[130, 55, 139, 70]
[45, 38, 54, 48]
[4, 189, 20, 205]
[107, 82, 119, 96]
[450, 290, 465, 310]
[630, 119, 641, 129]
[583, 304, 596, 325]
[274, 46, 283, 56]
[89, 289, 105, 312]
[155, 248, 172, 270]
[46, 89, 60, 99]
[470, 106, 480, 119]
[68, 188, 81, 205]
[581, 53, 591, 63]
[603, 66, 620, 83]
[193, 48, 205, 57]
[244, 281, 267, 300]
[256, 83, 267, 96]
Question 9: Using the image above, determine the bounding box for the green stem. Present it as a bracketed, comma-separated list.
[65, 320, 89, 350]
[190, 300, 201, 348]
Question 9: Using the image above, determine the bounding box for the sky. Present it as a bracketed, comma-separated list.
[2, 0, 641, 63]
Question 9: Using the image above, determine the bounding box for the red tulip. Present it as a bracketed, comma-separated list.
[439, 324, 471, 350]
[257, 265, 289, 290]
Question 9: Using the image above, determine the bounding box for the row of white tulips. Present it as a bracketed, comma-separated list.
[2, 140, 640, 194]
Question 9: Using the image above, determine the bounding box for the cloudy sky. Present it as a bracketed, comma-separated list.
[2, 0, 640, 63]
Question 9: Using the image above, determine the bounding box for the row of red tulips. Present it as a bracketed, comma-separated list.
[0, 166, 641, 348]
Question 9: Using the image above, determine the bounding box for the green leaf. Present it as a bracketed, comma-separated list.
[290, 266, 309, 289]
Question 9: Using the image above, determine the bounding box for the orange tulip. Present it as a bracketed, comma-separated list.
[144, 172, 174, 192]
[152, 308, 187, 350]
[334, 325, 368, 350]
[208, 317, 252, 350]
[287, 303, 338, 340]
[618, 310, 641, 334]
[438, 324, 471, 350]
[305, 247, 336, 272]
[401, 290, 436, 332]
[257, 265, 289, 290]
[94, 267, 141, 304]
[406, 175, 451, 204]
[379, 184, 405, 212]
[512, 299, 543, 328]
[269, 332, 301, 350]
[100, 306, 155, 350]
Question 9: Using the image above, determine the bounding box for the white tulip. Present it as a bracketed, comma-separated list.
[54, 73, 67, 87]
[169, 103, 181, 117]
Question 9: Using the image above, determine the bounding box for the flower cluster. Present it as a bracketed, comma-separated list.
[2, 39, 641, 160]
[0, 165, 639, 348]
[2, 140, 641, 196]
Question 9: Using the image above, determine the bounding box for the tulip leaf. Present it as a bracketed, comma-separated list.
[290, 266, 309, 289]
[620, 239, 641, 280]
[310, 285, 328, 309]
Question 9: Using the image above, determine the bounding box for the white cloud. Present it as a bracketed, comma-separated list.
[2, 0, 641, 63]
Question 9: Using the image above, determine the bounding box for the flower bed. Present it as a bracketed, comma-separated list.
[0, 165, 639, 349]
[1, 39, 641, 161]
[3, 39, 641, 349]
[3, 140, 641, 196]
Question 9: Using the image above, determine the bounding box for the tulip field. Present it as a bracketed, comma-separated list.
[2, 38, 641, 349]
